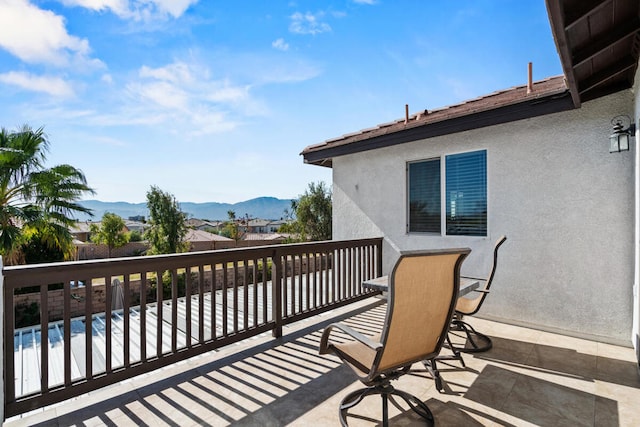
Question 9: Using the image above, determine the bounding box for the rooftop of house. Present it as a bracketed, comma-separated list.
[301, 75, 573, 167]
[184, 228, 233, 242]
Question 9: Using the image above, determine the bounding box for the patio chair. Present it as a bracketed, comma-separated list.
[319, 248, 470, 426]
[451, 235, 507, 353]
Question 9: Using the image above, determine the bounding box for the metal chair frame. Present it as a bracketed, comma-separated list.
[452, 235, 507, 353]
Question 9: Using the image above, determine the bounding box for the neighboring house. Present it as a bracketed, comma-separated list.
[70, 221, 93, 242]
[242, 232, 287, 243]
[123, 220, 147, 234]
[302, 0, 640, 369]
[186, 218, 207, 229]
[184, 229, 235, 252]
[186, 218, 225, 232]
[267, 219, 287, 233]
[247, 219, 271, 233]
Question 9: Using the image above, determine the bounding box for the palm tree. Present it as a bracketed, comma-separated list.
[0, 125, 95, 264]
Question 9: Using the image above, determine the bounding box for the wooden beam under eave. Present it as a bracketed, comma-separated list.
[578, 55, 637, 95]
[564, 0, 612, 31]
[546, 0, 582, 107]
[572, 17, 640, 68]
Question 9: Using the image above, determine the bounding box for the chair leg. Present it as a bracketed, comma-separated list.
[423, 359, 443, 392]
[441, 333, 466, 367]
[451, 319, 492, 353]
[339, 383, 434, 427]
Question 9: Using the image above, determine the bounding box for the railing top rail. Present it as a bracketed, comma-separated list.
[1, 238, 384, 289]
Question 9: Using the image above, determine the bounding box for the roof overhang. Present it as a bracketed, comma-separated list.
[546, 0, 640, 108]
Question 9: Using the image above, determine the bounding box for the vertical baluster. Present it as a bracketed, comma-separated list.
[242, 259, 249, 331]
[342, 249, 347, 300]
[282, 255, 289, 318]
[85, 279, 93, 379]
[156, 269, 163, 358]
[222, 263, 228, 336]
[123, 274, 130, 368]
[63, 280, 71, 386]
[212, 264, 217, 340]
[262, 256, 268, 324]
[186, 266, 192, 348]
[313, 253, 319, 307]
[198, 265, 204, 343]
[252, 258, 258, 327]
[171, 269, 178, 354]
[233, 261, 239, 333]
[305, 252, 313, 310]
[332, 249, 338, 302]
[298, 254, 304, 313]
[105, 276, 112, 373]
[40, 284, 49, 393]
[324, 251, 330, 304]
[140, 272, 147, 362]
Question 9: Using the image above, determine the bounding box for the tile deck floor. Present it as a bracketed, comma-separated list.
[4, 296, 640, 427]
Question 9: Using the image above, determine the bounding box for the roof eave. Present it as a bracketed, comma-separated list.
[546, 0, 582, 108]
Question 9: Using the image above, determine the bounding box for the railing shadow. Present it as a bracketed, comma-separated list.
[23, 299, 387, 426]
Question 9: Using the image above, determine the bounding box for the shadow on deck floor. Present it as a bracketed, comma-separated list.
[5, 297, 640, 426]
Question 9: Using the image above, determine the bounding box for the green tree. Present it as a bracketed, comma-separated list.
[0, 125, 94, 264]
[280, 181, 332, 241]
[128, 230, 143, 242]
[90, 212, 129, 257]
[145, 186, 187, 254]
[221, 210, 249, 243]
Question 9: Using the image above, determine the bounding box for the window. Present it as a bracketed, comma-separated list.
[407, 150, 487, 236]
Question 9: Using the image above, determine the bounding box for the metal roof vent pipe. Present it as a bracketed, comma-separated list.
[405, 104, 409, 124]
[527, 62, 533, 94]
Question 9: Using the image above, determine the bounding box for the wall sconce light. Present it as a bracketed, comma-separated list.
[610, 115, 635, 153]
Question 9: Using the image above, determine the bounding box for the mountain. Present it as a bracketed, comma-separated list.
[76, 197, 293, 221]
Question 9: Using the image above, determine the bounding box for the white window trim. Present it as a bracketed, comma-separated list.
[406, 148, 489, 237]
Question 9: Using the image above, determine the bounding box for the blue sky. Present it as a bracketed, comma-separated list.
[0, 0, 562, 203]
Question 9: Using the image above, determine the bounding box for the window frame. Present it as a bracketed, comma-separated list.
[406, 149, 488, 237]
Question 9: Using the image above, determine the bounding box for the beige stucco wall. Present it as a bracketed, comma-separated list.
[332, 89, 635, 345]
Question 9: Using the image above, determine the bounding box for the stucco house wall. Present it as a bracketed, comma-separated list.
[633, 67, 640, 360]
[332, 89, 634, 345]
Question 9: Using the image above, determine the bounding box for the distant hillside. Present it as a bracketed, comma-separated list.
[77, 197, 293, 221]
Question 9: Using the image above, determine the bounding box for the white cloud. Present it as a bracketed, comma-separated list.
[353, 0, 376, 4]
[101, 73, 114, 84]
[0, 0, 97, 67]
[272, 38, 290, 51]
[121, 60, 257, 135]
[60, 0, 198, 21]
[0, 71, 75, 97]
[289, 12, 331, 35]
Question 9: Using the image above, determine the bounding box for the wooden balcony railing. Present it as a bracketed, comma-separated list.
[1, 238, 383, 419]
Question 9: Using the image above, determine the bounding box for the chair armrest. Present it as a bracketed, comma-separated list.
[461, 275, 486, 282]
[319, 322, 383, 354]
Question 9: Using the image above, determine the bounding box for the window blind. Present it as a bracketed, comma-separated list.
[445, 150, 487, 236]
[408, 159, 440, 233]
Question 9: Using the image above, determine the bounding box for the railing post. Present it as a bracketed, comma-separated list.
[0, 256, 5, 422]
[272, 249, 283, 338]
[376, 239, 383, 277]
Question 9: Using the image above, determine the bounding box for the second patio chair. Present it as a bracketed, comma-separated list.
[451, 235, 507, 353]
[319, 248, 470, 426]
